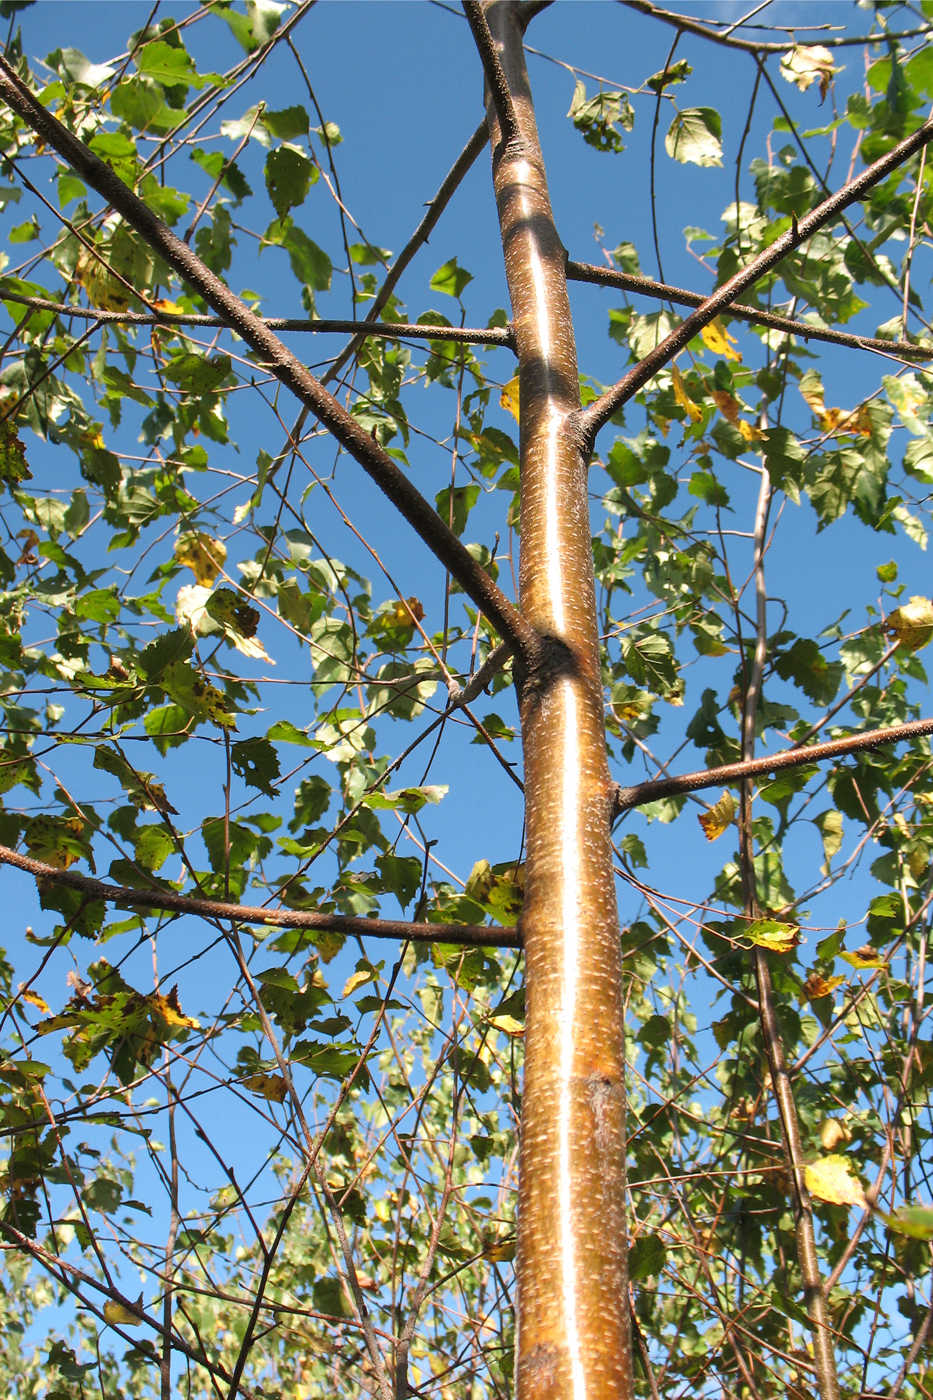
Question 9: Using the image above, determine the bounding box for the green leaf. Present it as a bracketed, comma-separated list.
[137, 39, 219, 91]
[265, 145, 315, 218]
[884, 1205, 933, 1239]
[430, 258, 473, 299]
[215, 0, 285, 53]
[263, 105, 310, 140]
[163, 351, 232, 393]
[231, 737, 281, 796]
[264, 218, 332, 293]
[646, 59, 691, 92]
[815, 810, 843, 873]
[48, 46, 114, 89]
[665, 107, 723, 166]
[743, 920, 800, 953]
[629, 1232, 667, 1279]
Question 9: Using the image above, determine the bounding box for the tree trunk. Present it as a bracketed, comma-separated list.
[481, 5, 633, 1395]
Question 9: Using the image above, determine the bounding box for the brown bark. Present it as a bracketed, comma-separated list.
[479, 5, 632, 1395]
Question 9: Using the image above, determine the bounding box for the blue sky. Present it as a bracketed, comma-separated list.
[3, 0, 929, 1033]
[0, 4, 930, 1378]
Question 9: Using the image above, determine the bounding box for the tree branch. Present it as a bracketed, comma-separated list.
[463, 1, 521, 145]
[0, 58, 537, 663]
[327, 120, 492, 385]
[577, 115, 933, 444]
[0, 844, 521, 949]
[613, 715, 933, 816]
[620, 0, 930, 54]
[0, 289, 514, 346]
[566, 259, 932, 362]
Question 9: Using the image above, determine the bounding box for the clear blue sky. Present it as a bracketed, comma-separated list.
[1, 6, 928, 1368]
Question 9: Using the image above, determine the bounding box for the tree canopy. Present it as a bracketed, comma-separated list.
[0, 2, 932, 1397]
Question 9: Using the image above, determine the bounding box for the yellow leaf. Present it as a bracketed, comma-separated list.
[150, 987, 199, 1032]
[204, 588, 274, 663]
[242, 1072, 288, 1102]
[386, 596, 424, 628]
[848, 403, 874, 437]
[700, 318, 741, 361]
[484, 1235, 516, 1262]
[103, 1297, 143, 1327]
[466, 858, 495, 902]
[698, 790, 735, 841]
[175, 533, 227, 587]
[342, 968, 374, 998]
[500, 374, 520, 422]
[19, 988, 50, 1015]
[24, 815, 86, 870]
[737, 418, 764, 443]
[152, 298, 183, 315]
[75, 247, 131, 312]
[886, 596, 933, 651]
[820, 1118, 851, 1151]
[804, 1154, 866, 1208]
[805, 971, 845, 1000]
[314, 929, 344, 963]
[744, 919, 800, 954]
[489, 1014, 524, 1037]
[671, 364, 702, 423]
[15, 528, 39, 565]
[841, 946, 887, 971]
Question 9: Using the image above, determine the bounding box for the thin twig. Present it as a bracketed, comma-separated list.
[619, 0, 929, 54]
[0, 289, 513, 345]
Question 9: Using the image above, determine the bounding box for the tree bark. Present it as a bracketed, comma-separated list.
[479, 5, 633, 1395]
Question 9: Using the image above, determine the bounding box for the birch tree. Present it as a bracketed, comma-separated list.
[0, 3, 931, 1397]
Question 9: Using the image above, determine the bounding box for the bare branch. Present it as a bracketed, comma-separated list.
[619, 0, 930, 53]
[0, 289, 513, 345]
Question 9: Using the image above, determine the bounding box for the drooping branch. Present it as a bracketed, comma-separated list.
[0, 59, 537, 663]
[566, 259, 933, 361]
[0, 1221, 264, 1400]
[0, 289, 514, 346]
[577, 114, 933, 443]
[0, 845, 521, 950]
[613, 716, 933, 815]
